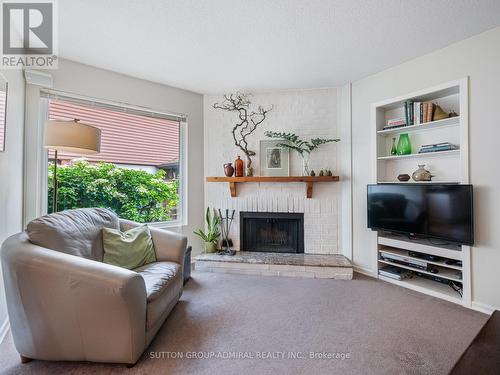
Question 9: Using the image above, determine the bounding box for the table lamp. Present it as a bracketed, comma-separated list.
[44, 119, 101, 212]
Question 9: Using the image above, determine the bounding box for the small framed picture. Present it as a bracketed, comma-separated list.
[259, 140, 289, 176]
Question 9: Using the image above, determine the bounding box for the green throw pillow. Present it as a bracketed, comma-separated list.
[102, 225, 156, 269]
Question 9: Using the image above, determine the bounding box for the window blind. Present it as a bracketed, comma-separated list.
[40, 90, 187, 123]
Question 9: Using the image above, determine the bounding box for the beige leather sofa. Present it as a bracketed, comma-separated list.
[1, 208, 187, 365]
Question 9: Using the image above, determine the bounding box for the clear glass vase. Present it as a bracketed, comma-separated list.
[302, 153, 311, 176]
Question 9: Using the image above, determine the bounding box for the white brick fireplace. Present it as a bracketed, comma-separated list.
[203, 88, 344, 254]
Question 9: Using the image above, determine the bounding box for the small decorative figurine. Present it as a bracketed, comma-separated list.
[326, 170, 333, 176]
[433, 105, 448, 121]
[310, 170, 316, 176]
[319, 170, 325, 176]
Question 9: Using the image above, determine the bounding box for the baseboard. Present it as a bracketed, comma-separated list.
[0, 317, 9, 344]
[471, 301, 497, 315]
[353, 265, 376, 277]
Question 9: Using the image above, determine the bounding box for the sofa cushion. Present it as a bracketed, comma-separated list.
[134, 261, 180, 302]
[134, 262, 182, 330]
[26, 208, 119, 261]
[102, 225, 156, 270]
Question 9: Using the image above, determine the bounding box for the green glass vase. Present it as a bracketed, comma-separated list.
[390, 137, 397, 155]
[396, 133, 412, 155]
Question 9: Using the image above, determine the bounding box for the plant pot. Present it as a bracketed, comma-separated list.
[204, 242, 217, 253]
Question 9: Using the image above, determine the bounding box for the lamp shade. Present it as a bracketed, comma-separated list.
[44, 120, 101, 154]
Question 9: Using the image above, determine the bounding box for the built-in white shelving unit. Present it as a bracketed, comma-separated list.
[370, 78, 471, 308]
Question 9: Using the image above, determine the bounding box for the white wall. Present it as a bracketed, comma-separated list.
[0, 69, 25, 341]
[204, 89, 344, 254]
[351, 27, 500, 311]
[46, 59, 204, 249]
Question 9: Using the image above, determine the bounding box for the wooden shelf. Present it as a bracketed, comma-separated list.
[377, 149, 459, 161]
[377, 117, 460, 136]
[206, 176, 339, 198]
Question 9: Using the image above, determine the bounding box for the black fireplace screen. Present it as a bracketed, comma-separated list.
[240, 212, 304, 253]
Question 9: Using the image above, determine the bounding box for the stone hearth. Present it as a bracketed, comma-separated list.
[195, 252, 353, 279]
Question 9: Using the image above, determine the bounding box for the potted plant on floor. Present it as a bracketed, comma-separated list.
[194, 207, 221, 253]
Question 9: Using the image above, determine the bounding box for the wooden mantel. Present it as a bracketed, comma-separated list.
[206, 176, 340, 198]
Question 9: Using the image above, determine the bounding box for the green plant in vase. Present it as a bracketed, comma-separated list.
[194, 207, 220, 253]
[265, 131, 340, 175]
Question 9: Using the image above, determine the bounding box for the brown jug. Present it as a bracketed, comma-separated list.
[224, 163, 234, 177]
[234, 156, 244, 177]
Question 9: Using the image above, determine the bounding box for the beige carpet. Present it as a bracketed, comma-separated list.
[0, 272, 487, 375]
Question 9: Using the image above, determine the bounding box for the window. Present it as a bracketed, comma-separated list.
[42, 93, 185, 225]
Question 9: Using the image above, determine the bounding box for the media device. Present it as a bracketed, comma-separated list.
[367, 184, 474, 245]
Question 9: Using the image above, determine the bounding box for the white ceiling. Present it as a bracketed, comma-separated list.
[59, 0, 500, 94]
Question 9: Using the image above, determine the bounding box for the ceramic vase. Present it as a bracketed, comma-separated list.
[224, 163, 234, 177]
[412, 164, 433, 181]
[234, 156, 244, 177]
[204, 242, 217, 253]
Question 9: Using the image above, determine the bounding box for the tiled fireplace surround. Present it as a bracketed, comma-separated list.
[205, 182, 339, 254]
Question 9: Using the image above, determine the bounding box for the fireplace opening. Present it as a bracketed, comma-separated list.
[240, 212, 304, 253]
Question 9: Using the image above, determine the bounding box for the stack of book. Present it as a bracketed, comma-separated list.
[404, 101, 437, 126]
[418, 142, 458, 154]
[383, 117, 406, 130]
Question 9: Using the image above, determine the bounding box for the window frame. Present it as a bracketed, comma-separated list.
[29, 89, 188, 228]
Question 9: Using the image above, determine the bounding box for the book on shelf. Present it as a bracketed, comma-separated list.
[413, 102, 423, 125]
[403, 101, 438, 126]
[418, 142, 458, 153]
[425, 102, 436, 123]
[408, 101, 414, 125]
[404, 101, 409, 127]
[384, 117, 406, 129]
[421, 142, 454, 148]
[404, 101, 414, 126]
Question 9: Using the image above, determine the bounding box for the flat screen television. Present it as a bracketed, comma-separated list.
[367, 184, 474, 245]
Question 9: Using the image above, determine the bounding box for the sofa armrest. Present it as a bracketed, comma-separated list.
[1, 233, 147, 364]
[120, 219, 187, 266]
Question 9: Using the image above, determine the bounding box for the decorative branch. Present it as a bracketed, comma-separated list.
[213, 93, 273, 169]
